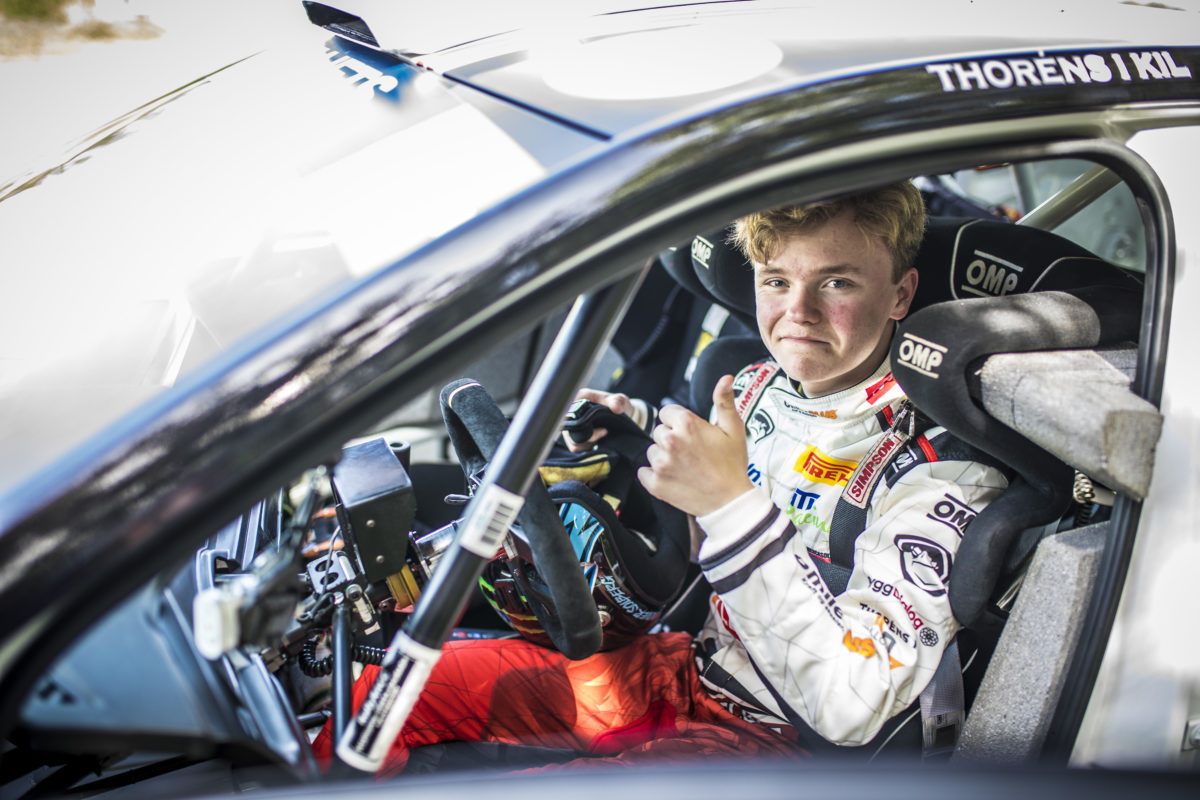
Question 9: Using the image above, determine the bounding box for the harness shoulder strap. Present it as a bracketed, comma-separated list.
[823, 401, 931, 591]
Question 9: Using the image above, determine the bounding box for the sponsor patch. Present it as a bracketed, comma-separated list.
[796, 555, 844, 628]
[769, 388, 837, 419]
[864, 608, 912, 647]
[867, 577, 929, 634]
[789, 488, 820, 511]
[794, 446, 857, 486]
[788, 508, 830, 536]
[747, 408, 775, 442]
[927, 494, 977, 537]
[734, 363, 778, 418]
[896, 535, 953, 597]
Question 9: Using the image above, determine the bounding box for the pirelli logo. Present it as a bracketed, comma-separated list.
[794, 446, 857, 486]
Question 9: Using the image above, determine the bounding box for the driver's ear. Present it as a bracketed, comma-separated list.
[890, 267, 918, 320]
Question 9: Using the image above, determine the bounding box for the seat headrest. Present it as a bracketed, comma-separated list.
[909, 217, 1141, 308]
[660, 245, 715, 307]
[689, 225, 756, 324]
[686, 216, 1141, 322]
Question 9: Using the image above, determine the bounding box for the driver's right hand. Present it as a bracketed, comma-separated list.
[563, 388, 637, 452]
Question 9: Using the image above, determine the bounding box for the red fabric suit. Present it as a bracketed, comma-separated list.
[312, 632, 803, 776]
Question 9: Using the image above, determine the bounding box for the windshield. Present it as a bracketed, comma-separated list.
[0, 40, 550, 496]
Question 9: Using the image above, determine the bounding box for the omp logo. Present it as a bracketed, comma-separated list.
[962, 249, 1022, 297]
[794, 447, 856, 486]
[927, 494, 977, 537]
[897, 333, 948, 379]
[691, 236, 714, 268]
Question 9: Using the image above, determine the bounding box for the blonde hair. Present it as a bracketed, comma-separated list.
[732, 182, 926, 281]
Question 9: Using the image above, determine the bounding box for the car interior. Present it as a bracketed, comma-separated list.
[2, 155, 1164, 794]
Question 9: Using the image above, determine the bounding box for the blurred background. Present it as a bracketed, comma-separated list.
[0, 0, 314, 182]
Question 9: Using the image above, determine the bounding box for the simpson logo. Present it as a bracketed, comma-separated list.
[960, 249, 1023, 297]
[897, 333, 947, 379]
[691, 235, 714, 268]
[794, 446, 857, 486]
[927, 494, 977, 537]
[896, 535, 953, 597]
[843, 430, 906, 509]
[735, 363, 778, 418]
[927, 50, 1193, 93]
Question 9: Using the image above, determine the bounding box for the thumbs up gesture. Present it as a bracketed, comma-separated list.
[638, 374, 756, 517]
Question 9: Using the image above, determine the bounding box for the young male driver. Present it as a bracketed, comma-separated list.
[314, 182, 1006, 771]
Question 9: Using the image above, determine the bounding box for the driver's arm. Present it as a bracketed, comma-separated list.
[637, 374, 1008, 744]
[695, 464, 1003, 744]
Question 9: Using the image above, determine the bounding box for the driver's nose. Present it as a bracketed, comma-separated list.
[784, 285, 821, 324]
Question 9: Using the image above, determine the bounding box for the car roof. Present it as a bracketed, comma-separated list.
[317, 0, 1200, 138]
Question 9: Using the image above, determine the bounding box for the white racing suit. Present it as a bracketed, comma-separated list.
[693, 358, 1007, 746]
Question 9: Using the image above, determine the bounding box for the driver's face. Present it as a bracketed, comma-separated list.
[753, 208, 917, 397]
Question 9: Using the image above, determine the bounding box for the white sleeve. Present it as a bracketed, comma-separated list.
[696, 460, 1006, 745]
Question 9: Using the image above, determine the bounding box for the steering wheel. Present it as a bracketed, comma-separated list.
[439, 379, 603, 659]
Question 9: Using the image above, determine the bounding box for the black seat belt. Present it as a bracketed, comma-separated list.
[818, 401, 966, 758]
